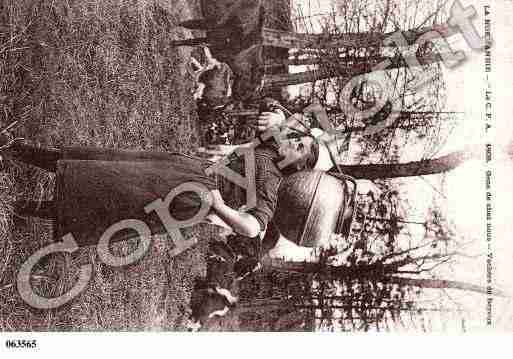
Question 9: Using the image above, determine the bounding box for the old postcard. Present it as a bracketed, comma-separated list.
[0, 0, 511, 343]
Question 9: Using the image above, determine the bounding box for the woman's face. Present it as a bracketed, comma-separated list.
[278, 134, 315, 167]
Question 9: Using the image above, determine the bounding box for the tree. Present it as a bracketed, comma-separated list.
[270, 0, 452, 171]
[261, 24, 458, 49]
[387, 277, 508, 297]
[334, 145, 484, 179]
[262, 51, 449, 89]
[331, 140, 513, 180]
[259, 166, 508, 331]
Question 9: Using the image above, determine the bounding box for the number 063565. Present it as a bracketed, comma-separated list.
[5, 339, 37, 349]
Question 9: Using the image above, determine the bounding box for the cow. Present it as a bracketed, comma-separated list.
[177, 0, 267, 107]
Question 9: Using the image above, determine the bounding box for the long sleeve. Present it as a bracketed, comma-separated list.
[217, 145, 283, 233]
[246, 148, 282, 232]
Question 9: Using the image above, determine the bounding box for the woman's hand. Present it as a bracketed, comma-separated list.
[251, 109, 286, 132]
[209, 189, 261, 238]
[210, 189, 225, 210]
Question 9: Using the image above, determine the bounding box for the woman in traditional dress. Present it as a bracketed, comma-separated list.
[1, 109, 319, 249]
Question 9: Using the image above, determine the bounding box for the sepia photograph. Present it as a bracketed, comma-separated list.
[0, 0, 511, 340]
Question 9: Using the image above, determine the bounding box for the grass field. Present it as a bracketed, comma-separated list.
[0, 0, 227, 331]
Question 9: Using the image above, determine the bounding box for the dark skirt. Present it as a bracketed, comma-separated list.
[54, 147, 217, 247]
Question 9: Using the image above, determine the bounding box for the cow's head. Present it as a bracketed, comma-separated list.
[197, 62, 234, 109]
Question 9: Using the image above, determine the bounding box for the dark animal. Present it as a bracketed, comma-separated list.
[187, 240, 238, 331]
[189, 47, 235, 109]
[188, 283, 238, 331]
[178, 0, 267, 104]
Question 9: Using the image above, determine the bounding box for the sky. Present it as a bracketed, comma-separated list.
[289, 0, 513, 331]
[435, 0, 513, 331]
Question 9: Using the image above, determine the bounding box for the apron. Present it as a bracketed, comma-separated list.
[54, 147, 217, 246]
[52, 145, 280, 247]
